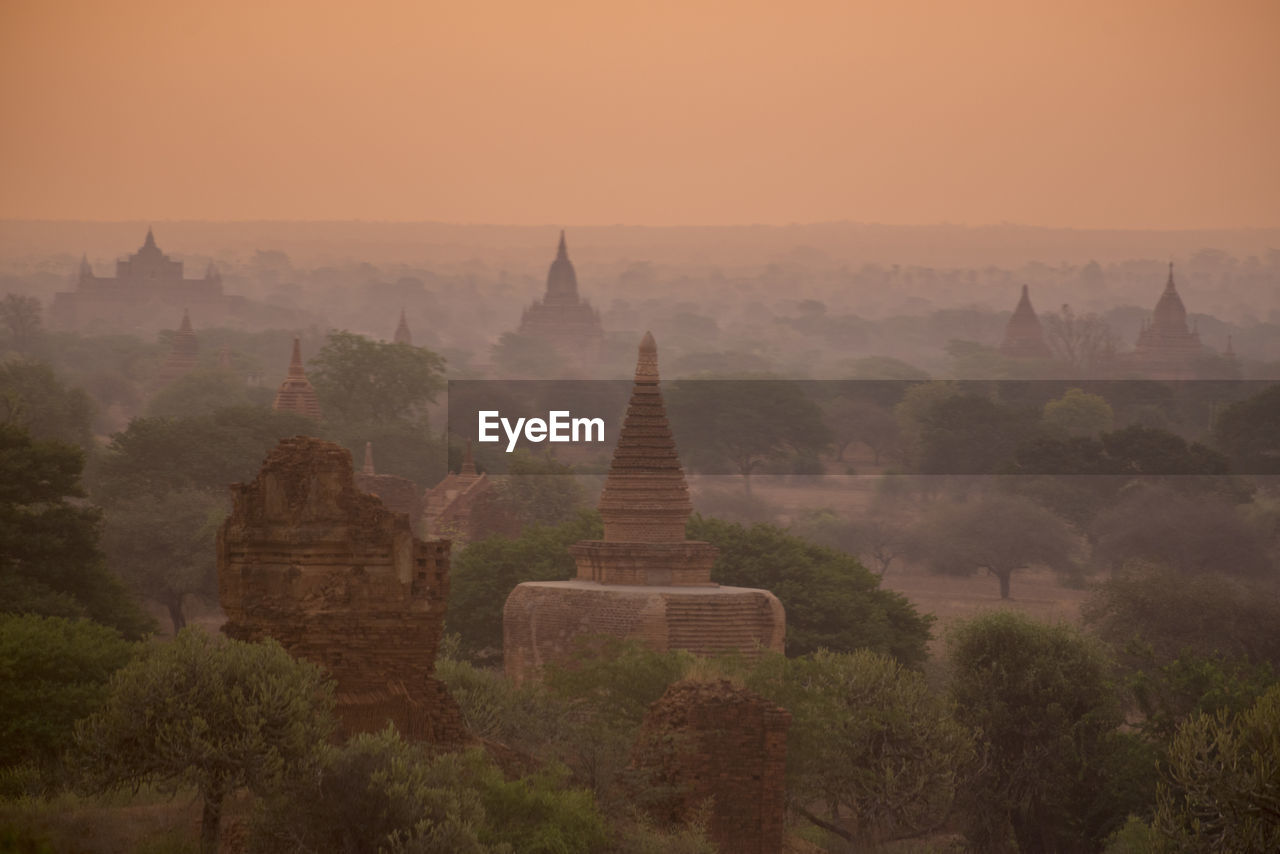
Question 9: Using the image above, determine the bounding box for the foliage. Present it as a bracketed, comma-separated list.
[0, 424, 152, 638]
[1043, 387, 1114, 437]
[253, 728, 608, 854]
[1213, 383, 1280, 475]
[1151, 685, 1280, 853]
[90, 406, 320, 502]
[307, 330, 446, 424]
[910, 491, 1080, 599]
[0, 293, 44, 356]
[1042, 305, 1118, 376]
[0, 360, 95, 448]
[1082, 566, 1280, 671]
[0, 614, 136, 771]
[1129, 651, 1277, 743]
[100, 489, 225, 634]
[490, 332, 569, 378]
[491, 449, 588, 527]
[145, 371, 270, 419]
[666, 378, 830, 490]
[823, 396, 900, 463]
[75, 628, 335, 853]
[916, 392, 1041, 474]
[689, 515, 933, 665]
[948, 611, 1125, 852]
[445, 511, 602, 662]
[1091, 484, 1273, 577]
[745, 649, 973, 846]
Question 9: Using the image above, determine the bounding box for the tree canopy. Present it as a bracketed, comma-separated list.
[308, 330, 445, 424]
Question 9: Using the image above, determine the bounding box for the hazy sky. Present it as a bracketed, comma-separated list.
[2, 0, 1277, 228]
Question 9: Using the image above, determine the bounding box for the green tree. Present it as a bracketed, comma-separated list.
[90, 406, 320, 501]
[916, 392, 1041, 474]
[145, 370, 270, 418]
[100, 489, 225, 634]
[948, 611, 1125, 853]
[0, 360, 94, 449]
[1213, 383, 1280, 475]
[0, 294, 45, 356]
[746, 649, 973, 846]
[689, 516, 933, 665]
[1152, 684, 1280, 852]
[0, 425, 152, 638]
[446, 512, 602, 662]
[911, 492, 1079, 599]
[823, 396, 899, 464]
[490, 449, 588, 527]
[666, 378, 831, 492]
[75, 628, 335, 854]
[309, 330, 445, 424]
[0, 614, 136, 772]
[1043, 387, 1114, 437]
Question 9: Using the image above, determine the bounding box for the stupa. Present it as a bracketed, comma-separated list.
[157, 309, 200, 383]
[393, 309, 413, 346]
[999, 285, 1052, 359]
[271, 337, 322, 419]
[1133, 263, 1203, 379]
[503, 332, 785, 683]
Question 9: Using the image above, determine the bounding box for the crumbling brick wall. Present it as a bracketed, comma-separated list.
[630, 679, 791, 854]
[218, 436, 467, 744]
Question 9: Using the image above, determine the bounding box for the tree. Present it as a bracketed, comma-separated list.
[308, 330, 446, 424]
[490, 449, 588, 527]
[0, 425, 152, 638]
[0, 294, 44, 355]
[916, 393, 1041, 475]
[911, 492, 1079, 599]
[490, 331, 569, 379]
[1213, 384, 1280, 475]
[0, 360, 95, 449]
[0, 614, 135, 772]
[100, 489, 225, 634]
[1043, 387, 1114, 437]
[666, 378, 830, 492]
[893, 381, 959, 469]
[746, 649, 972, 846]
[446, 512, 602, 662]
[145, 370, 270, 418]
[75, 628, 335, 854]
[823, 396, 899, 464]
[1042, 305, 1118, 376]
[689, 515, 933, 665]
[1091, 484, 1273, 577]
[90, 406, 320, 501]
[1152, 685, 1280, 853]
[948, 611, 1125, 853]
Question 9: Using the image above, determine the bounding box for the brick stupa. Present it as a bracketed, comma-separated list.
[503, 332, 785, 683]
[1133, 263, 1203, 379]
[158, 309, 200, 383]
[514, 231, 604, 373]
[272, 337, 322, 419]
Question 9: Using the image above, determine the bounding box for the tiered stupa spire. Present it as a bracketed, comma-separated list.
[158, 309, 200, 383]
[596, 331, 694, 544]
[271, 337, 323, 419]
[394, 309, 413, 346]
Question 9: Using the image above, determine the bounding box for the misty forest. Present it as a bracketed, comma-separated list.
[2, 220, 1278, 854]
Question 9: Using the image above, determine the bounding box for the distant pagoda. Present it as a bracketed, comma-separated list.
[50, 228, 234, 332]
[1132, 263, 1203, 379]
[514, 231, 605, 373]
[158, 309, 200, 384]
[393, 309, 413, 346]
[503, 332, 785, 683]
[272, 337, 322, 419]
[999, 285, 1052, 359]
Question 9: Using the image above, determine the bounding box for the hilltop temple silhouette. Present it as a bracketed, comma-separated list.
[50, 229, 246, 332]
[998, 285, 1053, 359]
[513, 231, 605, 372]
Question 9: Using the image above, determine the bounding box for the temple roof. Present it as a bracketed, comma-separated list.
[544, 230, 580, 304]
[596, 331, 694, 543]
[999, 285, 1051, 358]
[1151, 262, 1190, 335]
[394, 308, 413, 346]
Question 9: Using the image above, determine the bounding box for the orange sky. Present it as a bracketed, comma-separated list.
[2, 0, 1277, 228]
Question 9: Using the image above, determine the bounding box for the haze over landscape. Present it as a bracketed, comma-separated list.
[2, 2, 1279, 853]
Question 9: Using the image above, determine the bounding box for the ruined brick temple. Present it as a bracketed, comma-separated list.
[217, 436, 467, 743]
[503, 332, 786, 682]
[631, 679, 791, 854]
[354, 442, 423, 534]
[420, 440, 494, 545]
[998, 285, 1053, 359]
[514, 231, 605, 373]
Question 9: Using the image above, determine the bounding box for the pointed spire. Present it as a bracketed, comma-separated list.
[78, 253, 93, 280]
[362, 441, 375, 475]
[143, 227, 157, 250]
[460, 439, 477, 476]
[393, 308, 412, 346]
[596, 332, 693, 543]
[288, 337, 305, 377]
[556, 230, 568, 260]
[1166, 261, 1177, 292]
[542, 230, 580, 303]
